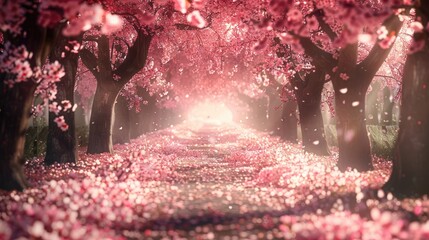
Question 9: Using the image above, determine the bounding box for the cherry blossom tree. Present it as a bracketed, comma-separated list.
[256, 0, 405, 170]
[0, 0, 119, 190]
[80, 23, 153, 154]
[384, 0, 429, 197]
[80, 0, 213, 153]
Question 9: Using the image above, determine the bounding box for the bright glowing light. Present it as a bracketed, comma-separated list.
[187, 101, 234, 125]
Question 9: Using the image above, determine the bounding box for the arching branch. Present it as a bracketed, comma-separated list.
[312, 8, 337, 41]
[79, 48, 99, 78]
[114, 28, 153, 84]
[358, 14, 403, 78]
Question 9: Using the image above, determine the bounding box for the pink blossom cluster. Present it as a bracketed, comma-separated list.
[0, 43, 69, 128]
[1, 1, 123, 37]
[171, 0, 207, 28]
[0, 42, 34, 87]
[0, 0, 27, 34]
[0, 128, 183, 239]
[38, 1, 123, 36]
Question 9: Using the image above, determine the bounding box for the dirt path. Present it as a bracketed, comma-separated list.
[130, 123, 287, 239]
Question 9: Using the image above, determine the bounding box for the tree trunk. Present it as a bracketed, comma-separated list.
[80, 29, 153, 153]
[0, 81, 35, 190]
[275, 101, 298, 143]
[45, 31, 81, 165]
[296, 93, 330, 155]
[87, 85, 120, 154]
[329, 15, 401, 172]
[265, 85, 283, 133]
[335, 87, 372, 171]
[383, 17, 429, 197]
[44, 70, 78, 165]
[294, 72, 330, 156]
[381, 86, 394, 126]
[113, 94, 131, 144]
[0, 6, 56, 191]
[254, 97, 269, 131]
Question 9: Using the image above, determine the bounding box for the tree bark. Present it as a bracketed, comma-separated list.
[335, 84, 372, 171]
[87, 86, 120, 154]
[0, 5, 56, 191]
[265, 84, 283, 133]
[254, 97, 269, 131]
[113, 94, 131, 144]
[0, 80, 35, 190]
[44, 31, 81, 165]
[384, 49, 429, 197]
[384, 2, 429, 197]
[274, 101, 298, 143]
[293, 72, 330, 156]
[331, 15, 402, 171]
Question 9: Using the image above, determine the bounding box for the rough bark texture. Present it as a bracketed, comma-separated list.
[384, 2, 429, 197]
[45, 30, 81, 165]
[0, 81, 35, 190]
[0, 5, 56, 190]
[274, 101, 298, 143]
[87, 87, 120, 154]
[293, 72, 330, 156]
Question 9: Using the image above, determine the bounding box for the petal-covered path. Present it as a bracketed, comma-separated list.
[1, 121, 429, 239]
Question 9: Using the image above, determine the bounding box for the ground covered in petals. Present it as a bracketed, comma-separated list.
[1, 122, 429, 239]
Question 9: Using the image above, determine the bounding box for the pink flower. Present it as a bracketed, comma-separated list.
[410, 21, 424, 33]
[340, 73, 349, 81]
[192, 0, 206, 9]
[49, 102, 62, 115]
[61, 100, 72, 111]
[409, 39, 425, 54]
[101, 13, 123, 34]
[186, 10, 206, 28]
[379, 35, 396, 49]
[173, 0, 189, 14]
[377, 26, 388, 40]
[54, 116, 69, 131]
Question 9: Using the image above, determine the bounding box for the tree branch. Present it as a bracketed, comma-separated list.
[79, 48, 99, 78]
[375, 74, 398, 81]
[313, 8, 337, 41]
[82, 35, 100, 42]
[114, 28, 153, 84]
[338, 42, 358, 73]
[297, 36, 336, 69]
[358, 14, 403, 77]
[97, 35, 113, 75]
